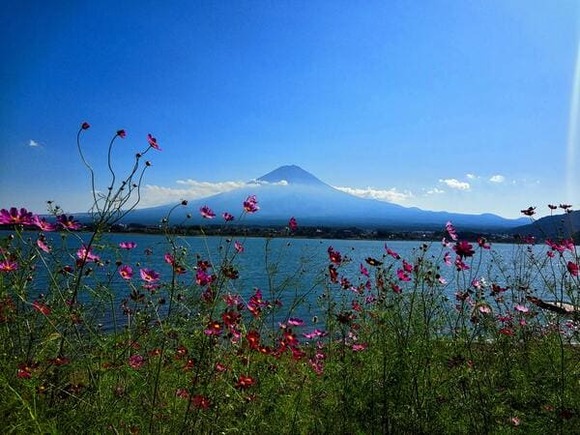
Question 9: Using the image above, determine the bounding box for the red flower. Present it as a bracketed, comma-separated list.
[191, 394, 211, 409]
[128, 354, 145, 369]
[288, 216, 298, 231]
[32, 301, 51, 316]
[147, 133, 161, 151]
[567, 261, 579, 277]
[327, 246, 342, 264]
[454, 241, 475, 259]
[236, 375, 256, 389]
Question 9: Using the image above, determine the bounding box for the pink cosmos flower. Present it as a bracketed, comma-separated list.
[360, 264, 369, 277]
[119, 265, 133, 280]
[288, 216, 298, 231]
[234, 241, 244, 253]
[514, 304, 529, 313]
[36, 236, 51, 253]
[443, 252, 452, 266]
[33, 216, 56, 231]
[81, 121, 90, 130]
[140, 268, 160, 283]
[76, 245, 100, 263]
[397, 269, 411, 282]
[385, 244, 401, 259]
[195, 269, 213, 286]
[288, 317, 304, 326]
[352, 343, 367, 352]
[147, 133, 161, 151]
[222, 212, 234, 222]
[117, 129, 126, 138]
[445, 221, 458, 241]
[477, 236, 491, 249]
[200, 205, 215, 219]
[0, 260, 18, 273]
[0, 207, 35, 226]
[56, 215, 82, 230]
[567, 261, 579, 277]
[119, 241, 137, 250]
[243, 195, 259, 213]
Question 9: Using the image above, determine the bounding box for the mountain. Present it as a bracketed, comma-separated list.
[511, 210, 580, 240]
[125, 165, 527, 231]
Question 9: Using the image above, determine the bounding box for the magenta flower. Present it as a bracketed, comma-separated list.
[0, 259, 18, 273]
[288, 216, 298, 231]
[454, 241, 475, 259]
[117, 129, 126, 138]
[384, 244, 400, 259]
[397, 269, 411, 282]
[147, 133, 161, 151]
[327, 246, 342, 265]
[477, 237, 491, 249]
[288, 317, 304, 326]
[360, 264, 369, 277]
[195, 269, 213, 286]
[119, 241, 137, 250]
[352, 343, 367, 352]
[119, 265, 133, 280]
[243, 195, 259, 213]
[33, 216, 56, 231]
[514, 304, 529, 313]
[36, 236, 51, 253]
[234, 241, 244, 253]
[443, 252, 452, 266]
[222, 212, 234, 221]
[445, 221, 458, 241]
[76, 245, 100, 263]
[140, 268, 160, 283]
[200, 205, 215, 219]
[567, 261, 579, 277]
[0, 207, 35, 226]
[56, 215, 82, 230]
[128, 354, 145, 369]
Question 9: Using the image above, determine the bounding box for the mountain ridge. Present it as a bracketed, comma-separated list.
[124, 165, 528, 231]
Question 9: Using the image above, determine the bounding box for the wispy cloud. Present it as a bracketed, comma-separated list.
[426, 187, 445, 195]
[334, 186, 413, 203]
[439, 178, 470, 190]
[489, 174, 505, 183]
[28, 139, 40, 147]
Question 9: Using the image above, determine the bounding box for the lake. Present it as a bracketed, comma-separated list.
[2, 230, 572, 330]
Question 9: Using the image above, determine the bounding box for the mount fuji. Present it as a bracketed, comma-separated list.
[125, 165, 526, 230]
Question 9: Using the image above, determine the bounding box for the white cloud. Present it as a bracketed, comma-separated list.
[334, 186, 413, 203]
[489, 174, 505, 183]
[466, 173, 477, 180]
[439, 178, 470, 190]
[29, 139, 40, 147]
[426, 187, 445, 195]
[138, 178, 289, 207]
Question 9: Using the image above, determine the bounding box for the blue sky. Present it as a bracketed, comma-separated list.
[1, 1, 579, 219]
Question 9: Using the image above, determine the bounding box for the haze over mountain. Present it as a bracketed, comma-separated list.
[126, 165, 527, 231]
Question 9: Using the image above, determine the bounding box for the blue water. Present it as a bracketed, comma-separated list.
[2, 230, 574, 330]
